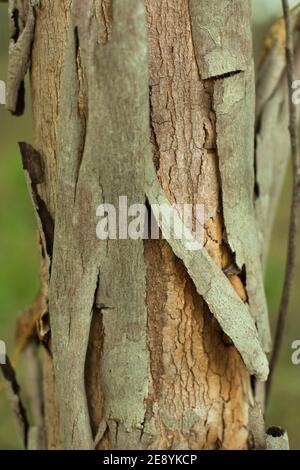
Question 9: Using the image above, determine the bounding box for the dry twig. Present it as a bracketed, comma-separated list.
[267, 0, 300, 402]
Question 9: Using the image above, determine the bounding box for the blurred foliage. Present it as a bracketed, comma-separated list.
[0, 1, 300, 450]
[251, 0, 299, 64]
[265, 166, 300, 449]
[0, 4, 39, 449]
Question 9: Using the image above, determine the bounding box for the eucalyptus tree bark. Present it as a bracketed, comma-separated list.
[7, 0, 277, 450]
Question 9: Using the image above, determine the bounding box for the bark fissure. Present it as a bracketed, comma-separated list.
[9, 0, 279, 450]
[142, 0, 257, 449]
[7, 0, 39, 115]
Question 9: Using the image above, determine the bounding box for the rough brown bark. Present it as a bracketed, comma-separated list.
[143, 0, 250, 449]
[29, 0, 69, 448]
[8, 0, 271, 450]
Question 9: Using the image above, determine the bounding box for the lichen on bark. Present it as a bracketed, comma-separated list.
[6, 0, 276, 450]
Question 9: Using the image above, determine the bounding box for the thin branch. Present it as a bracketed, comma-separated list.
[0, 355, 29, 448]
[267, 0, 300, 402]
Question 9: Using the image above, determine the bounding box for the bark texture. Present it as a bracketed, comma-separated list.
[7, 0, 274, 450]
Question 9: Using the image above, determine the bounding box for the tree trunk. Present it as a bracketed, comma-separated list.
[8, 0, 273, 450]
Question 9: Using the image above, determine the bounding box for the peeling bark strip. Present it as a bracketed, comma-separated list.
[7, 0, 39, 115]
[19, 142, 54, 262]
[0, 356, 29, 449]
[145, 153, 269, 381]
[214, 74, 271, 353]
[49, 0, 149, 449]
[144, 0, 259, 449]
[190, 0, 271, 354]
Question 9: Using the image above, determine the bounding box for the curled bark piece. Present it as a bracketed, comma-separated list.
[7, 0, 38, 115]
[19, 142, 54, 263]
[214, 71, 271, 353]
[15, 289, 47, 358]
[17, 144, 52, 360]
[0, 355, 29, 449]
[145, 152, 269, 381]
[266, 426, 290, 450]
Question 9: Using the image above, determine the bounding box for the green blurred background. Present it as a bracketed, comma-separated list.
[0, 2, 300, 450]
[0, 4, 39, 450]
